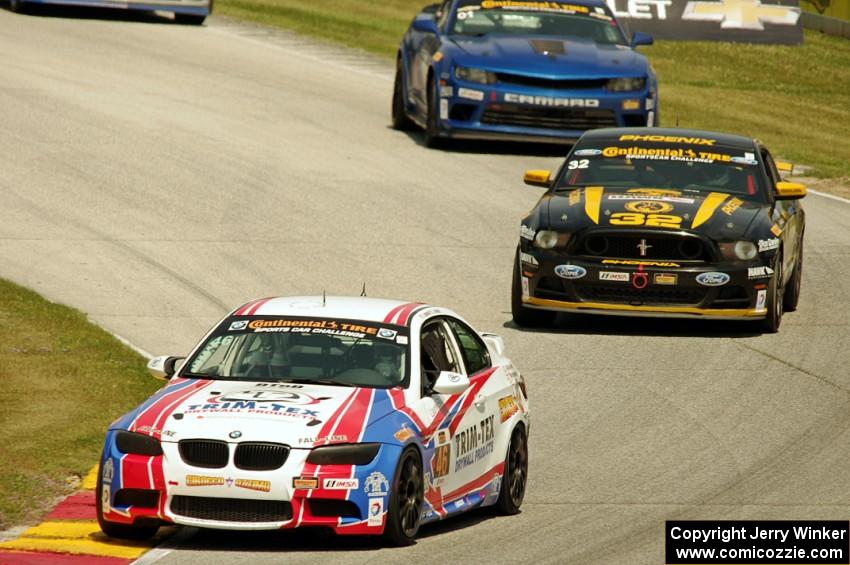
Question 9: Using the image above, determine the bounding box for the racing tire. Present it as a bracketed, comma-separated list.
[783, 241, 803, 313]
[494, 424, 528, 515]
[8, 0, 27, 13]
[511, 251, 556, 328]
[382, 447, 423, 547]
[391, 58, 415, 131]
[423, 77, 442, 148]
[758, 252, 784, 334]
[174, 13, 206, 25]
[96, 458, 160, 540]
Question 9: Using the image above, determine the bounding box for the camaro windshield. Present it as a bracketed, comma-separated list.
[452, 1, 626, 44]
[183, 316, 409, 388]
[558, 136, 765, 197]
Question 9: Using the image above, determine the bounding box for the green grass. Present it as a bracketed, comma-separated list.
[216, 0, 850, 178]
[0, 279, 159, 530]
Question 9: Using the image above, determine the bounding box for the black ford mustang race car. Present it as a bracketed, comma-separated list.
[512, 128, 806, 332]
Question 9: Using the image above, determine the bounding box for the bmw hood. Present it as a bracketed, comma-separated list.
[545, 188, 765, 240]
[125, 380, 394, 446]
[450, 36, 645, 77]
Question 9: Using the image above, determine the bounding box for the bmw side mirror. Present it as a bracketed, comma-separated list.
[432, 371, 470, 395]
[412, 15, 439, 34]
[631, 32, 653, 48]
[147, 356, 185, 380]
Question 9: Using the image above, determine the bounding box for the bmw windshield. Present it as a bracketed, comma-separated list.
[452, 0, 627, 44]
[557, 134, 766, 198]
[182, 316, 410, 388]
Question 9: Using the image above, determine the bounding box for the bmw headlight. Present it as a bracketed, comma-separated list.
[607, 77, 646, 92]
[533, 230, 571, 249]
[719, 241, 759, 261]
[305, 443, 380, 465]
[454, 66, 497, 85]
[116, 431, 163, 456]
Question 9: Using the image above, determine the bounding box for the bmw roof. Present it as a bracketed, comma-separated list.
[230, 296, 433, 326]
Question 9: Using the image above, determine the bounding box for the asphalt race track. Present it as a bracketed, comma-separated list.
[2, 11, 850, 565]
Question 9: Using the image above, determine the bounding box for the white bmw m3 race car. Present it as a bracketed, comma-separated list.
[97, 296, 530, 545]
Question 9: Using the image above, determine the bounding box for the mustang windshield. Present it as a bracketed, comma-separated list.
[183, 316, 409, 388]
[558, 135, 765, 197]
[452, 1, 626, 44]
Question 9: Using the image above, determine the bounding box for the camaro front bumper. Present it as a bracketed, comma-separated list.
[434, 78, 655, 143]
[99, 433, 402, 535]
[518, 251, 772, 320]
[24, 0, 209, 15]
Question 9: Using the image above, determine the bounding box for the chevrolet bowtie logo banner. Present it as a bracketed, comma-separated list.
[606, 0, 803, 44]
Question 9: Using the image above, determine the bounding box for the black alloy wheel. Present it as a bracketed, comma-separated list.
[511, 250, 556, 328]
[495, 425, 528, 515]
[383, 448, 423, 546]
[391, 57, 415, 131]
[759, 252, 784, 333]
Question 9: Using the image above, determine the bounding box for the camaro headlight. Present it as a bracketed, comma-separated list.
[533, 230, 571, 249]
[116, 431, 163, 456]
[719, 241, 759, 261]
[454, 66, 497, 85]
[305, 443, 380, 465]
[607, 77, 646, 92]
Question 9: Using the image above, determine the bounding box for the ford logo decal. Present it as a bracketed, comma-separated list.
[696, 272, 730, 286]
[554, 264, 586, 280]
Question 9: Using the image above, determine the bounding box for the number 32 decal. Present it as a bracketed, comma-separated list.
[610, 213, 682, 228]
[567, 159, 589, 170]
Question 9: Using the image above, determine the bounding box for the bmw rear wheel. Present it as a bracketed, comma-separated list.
[96, 457, 159, 540]
[495, 424, 528, 515]
[383, 448, 423, 546]
[511, 251, 556, 328]
[759, 252, 784, 333]
[391, 57, 415, 131]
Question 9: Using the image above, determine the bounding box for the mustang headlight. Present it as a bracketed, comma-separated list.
[305, 443, 380, 465]
[607, 77, 646, 92]
[116, 431, 163, 456]
[454, 66, 497, 85]
[719, 241, 759, 261]
[533, 230, 571, 249]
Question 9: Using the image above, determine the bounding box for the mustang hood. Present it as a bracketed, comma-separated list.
[451, 36, 644, 77]
[126, 380, 394, 446]
[546, 188, 764, 239]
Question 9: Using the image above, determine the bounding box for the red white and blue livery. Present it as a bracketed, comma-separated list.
[97, 296, 530, 545]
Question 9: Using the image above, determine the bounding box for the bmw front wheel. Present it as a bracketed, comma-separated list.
[382, 447, 423, 546]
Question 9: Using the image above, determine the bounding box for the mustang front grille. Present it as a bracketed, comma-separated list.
[170, 496, 293, 523]
[179, 440, 229, 468]
[480, 104, 617, 130]
[234, 442, 289, 471]
[576, 233, 713, 262]
[575, 285, 707, 306]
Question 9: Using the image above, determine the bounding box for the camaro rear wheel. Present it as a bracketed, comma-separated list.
[8, 0, 27, 13]
[391, 57, 415, 131]
[174, 13, 206, 25]
[383, 448, 423, 546]
[759, 252, 784, 333]
[96, 458, 159, 540]
[783, 241, 803, 312]
[495, 424, 528, 515]
[511, 251, 556, 328]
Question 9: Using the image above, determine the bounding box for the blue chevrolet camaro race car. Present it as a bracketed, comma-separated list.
[392, 0, 658, 146]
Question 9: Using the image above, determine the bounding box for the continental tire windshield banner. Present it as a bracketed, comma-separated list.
[605, 0, 803, 44]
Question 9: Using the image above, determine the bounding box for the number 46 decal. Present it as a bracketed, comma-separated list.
[610, 213, 682, 228]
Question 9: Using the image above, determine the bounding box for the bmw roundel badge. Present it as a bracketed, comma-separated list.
[229, 430, 242, 439]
